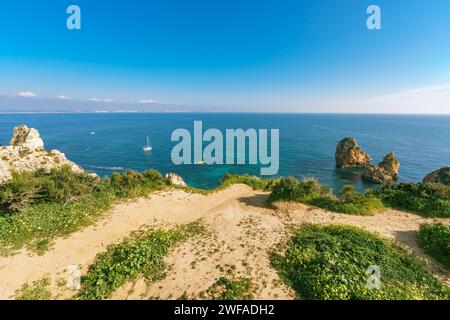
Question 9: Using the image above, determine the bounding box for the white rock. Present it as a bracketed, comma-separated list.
[10, 125, 45, 151]
[0, 125, 93, 183]
[165, 173, 187, 187]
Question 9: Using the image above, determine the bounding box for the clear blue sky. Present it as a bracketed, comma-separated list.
[1, 0, 450, 113]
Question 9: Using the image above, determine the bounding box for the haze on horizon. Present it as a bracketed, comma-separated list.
[0, 0, 449, 114]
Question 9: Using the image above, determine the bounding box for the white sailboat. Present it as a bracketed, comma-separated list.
[143, 136, 152, 152]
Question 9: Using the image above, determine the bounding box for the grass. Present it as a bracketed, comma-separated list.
[200, 277, 253, 300]
[78, 221, 204, 300]
[417, 223, 450, 269]
[268, 177, 385, 216]
[15, 277, 52, 300]
[271, 224, 450, 300]
[375, 182, 450, 218]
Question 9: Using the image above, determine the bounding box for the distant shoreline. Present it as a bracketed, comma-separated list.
[0, 111, 449, 116]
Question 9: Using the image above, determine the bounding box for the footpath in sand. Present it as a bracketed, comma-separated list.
[0, 184, 448, 300]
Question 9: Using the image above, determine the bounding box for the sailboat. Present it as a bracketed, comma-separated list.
[143, 136, 152, 152]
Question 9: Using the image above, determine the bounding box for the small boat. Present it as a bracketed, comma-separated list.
[90, 131, 96, 135]
[195, 160, 206, 165]
[143, 136, 152, 152]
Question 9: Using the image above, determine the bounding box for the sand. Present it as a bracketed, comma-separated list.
[0, 184, 448, 300]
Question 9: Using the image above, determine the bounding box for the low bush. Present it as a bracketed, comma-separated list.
[0, 166, 98, 213]
[271, 224, 450, 300]
[200, 277, 253, 300]
[79, 222, 203, 300]
[376, 182, 450, 217]
[221, 173, 278, 191]
[107, 169, 164, 197]
[0, 168, 165, 255]
[417, 223, 450, 268]
[268, 178, 384, 215]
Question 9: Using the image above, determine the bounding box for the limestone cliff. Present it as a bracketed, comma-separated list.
[0, 125, 87, 183]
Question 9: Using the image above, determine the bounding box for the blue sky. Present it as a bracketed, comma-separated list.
[0, 0, 450, 113]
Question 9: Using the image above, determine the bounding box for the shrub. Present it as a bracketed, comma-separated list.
[79, 222, 203, 300]
[268, 178, 384, 215]
[376, 182, 450, 217]
[200, 277, 253, 300]
[0, 166, 98, 213]
[221, 173, 277, 191]
[417, 223, 450, 268]
[109, 169, 163, 197]
[15, 277, 52, 300]
[0, 168, 165, 255]
[271, 224, 450, 300]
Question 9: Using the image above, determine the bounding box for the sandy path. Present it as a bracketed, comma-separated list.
[0, 184, 448, 299]
[0, 186, 254, 299]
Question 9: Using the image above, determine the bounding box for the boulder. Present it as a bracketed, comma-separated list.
[362, 153, 400, 184]
[335, 137, 371, 168]
[165, 173, 187, 187]
[10, 125, 44, 151]
[0, 125, 89, 183]
[423, 167, 450, 186]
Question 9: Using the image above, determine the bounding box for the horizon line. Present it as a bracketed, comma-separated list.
[0, 111, 449, 116]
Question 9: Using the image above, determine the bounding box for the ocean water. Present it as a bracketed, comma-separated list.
[0, 113, 449, 192]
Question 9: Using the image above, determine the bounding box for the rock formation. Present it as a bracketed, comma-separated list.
[362, 153, 400, 184]
[9, 125, 44, 151]
[423, 167, 450, 186]
[165, 173, 187, 187]
[0, 125, 87, 183]
[335, 137, 371, 168]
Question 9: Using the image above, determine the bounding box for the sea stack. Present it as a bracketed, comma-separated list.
[423, 167, 450, 186]
[335, 137, 371, 168]
[0, 125, 88, 183]
[362, 153, 400, 184]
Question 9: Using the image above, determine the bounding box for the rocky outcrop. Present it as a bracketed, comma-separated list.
[9, 125, 44, 151]
[362, 153, 400, 184]
[335, 137, 371, 168]
[165, 173, 187, 187]
[0, 125, 87, 183]
[423, 167, 450, 186]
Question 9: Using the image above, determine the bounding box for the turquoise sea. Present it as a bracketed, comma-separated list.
[0, 113, 449, 191]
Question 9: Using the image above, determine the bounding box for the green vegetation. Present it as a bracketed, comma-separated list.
[271, 224, 450, 300]
[182, 173, 278, 195]
[0, 167, 165, 255]
[268, 177, 384, 215]
[375, 183, 450, 218]
[15, 277, 52, 300]
[200, 277, 253, 300]
[417, 223, 450, 268]
[79, 222, 203, 300]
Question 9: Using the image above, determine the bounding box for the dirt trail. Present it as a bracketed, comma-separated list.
[0, 185, 448, 300]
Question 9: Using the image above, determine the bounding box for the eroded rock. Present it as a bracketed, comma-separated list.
[0, 125, 88, 183]
[165, 173, 187, 187]
[423, 167, 450, 186]
[362, 153, 400, 184]
[335, 137, 371, 168]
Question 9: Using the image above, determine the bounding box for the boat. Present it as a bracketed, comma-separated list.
[143, 136, 152, 152]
